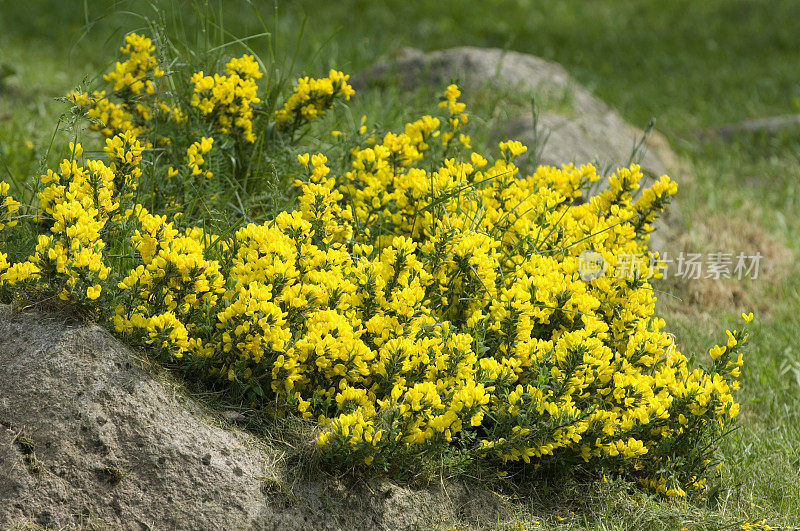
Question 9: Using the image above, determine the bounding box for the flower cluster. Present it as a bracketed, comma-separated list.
[3, 141, 122, 300]
[273, 70, 355, 133]
[439, 84, 470, 147]
[185, 137, 214, 179]
[67, 34, 353, 211]
[0, 34, 750, 498]
[69, 90, 143, 139]
[190, 55, 262, 142]
[68, 34, 164, 140]
[0, 182, 22, 284]
[0, 181, 20, 232]
[105, 33, 164, 95]
[113, 206, 226, 358]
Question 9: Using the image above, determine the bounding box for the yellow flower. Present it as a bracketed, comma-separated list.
[726, 330, 738, 348]
[709, 345, 726, 360]
[86, 284, 102, 300]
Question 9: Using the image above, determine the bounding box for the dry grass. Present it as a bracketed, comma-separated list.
[658, 208, 793, 319]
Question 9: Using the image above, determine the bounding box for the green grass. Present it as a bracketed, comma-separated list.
[5, 0, 800, 133]
[2, 0, 800, 528]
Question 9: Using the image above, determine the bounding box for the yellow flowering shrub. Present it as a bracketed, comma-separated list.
[274, 70, 355, 134]
[0, 33, 752, 498]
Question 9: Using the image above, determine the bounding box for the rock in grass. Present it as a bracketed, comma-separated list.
[0, 305, 504, 530]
